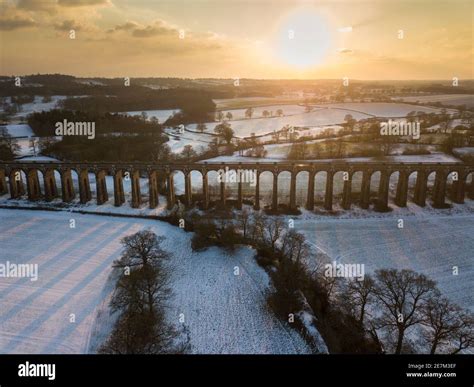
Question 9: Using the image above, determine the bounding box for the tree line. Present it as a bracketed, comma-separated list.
[27, 109, 163, 137]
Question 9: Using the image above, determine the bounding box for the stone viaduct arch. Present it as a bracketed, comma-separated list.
[0, 161, 472, 212]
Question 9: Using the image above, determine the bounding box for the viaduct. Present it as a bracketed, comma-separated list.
[0, 161, 473, 212]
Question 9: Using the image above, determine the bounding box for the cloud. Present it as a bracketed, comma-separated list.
[57, 0, 108, 6]
[0, 14, 37, 30]
[337, 48, 353, 54]
[107, 19, 179, 38]
[131, 22, 178, 38]
[338, 26, 353, 33]
[17, 0, 57, 13]
[54, 19, 83, 31]
[107, 21, 139, 33]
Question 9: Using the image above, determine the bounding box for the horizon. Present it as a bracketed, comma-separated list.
[2, 74, 474, 82]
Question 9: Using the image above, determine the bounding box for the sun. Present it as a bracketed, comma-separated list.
[273, 8, 333, 69]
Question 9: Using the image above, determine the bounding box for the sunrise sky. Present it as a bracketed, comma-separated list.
[0, 0, 472, 79]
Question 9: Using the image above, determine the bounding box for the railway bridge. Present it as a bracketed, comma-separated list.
[0, 161, 473, 211]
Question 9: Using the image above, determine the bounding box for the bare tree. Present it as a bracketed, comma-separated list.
[280, 229, 309, 263]
[0, 128, 20, 159]
[344, 114, 356, 133]
[288, 142, 308, 160]
[180, 144, 197, 160]
[344, 275, 375, 326]
[272, 130, 281, 143]
[438, 108, 450, 134]
[114, 229, 170, 270]
[214, 122, 234, 144]
[281, 125, 292, 141]
[38, 136, 58, 153]
[245, 143, 267, 158]
[245, 107, 254, 119]
[207, 137, 220, 154]
[111, 264, 169, 316]
[450, 311, 474, 354]
[29, 138, 39, 156]
[216, 111, 224, 121]
[236, 208, 251, 240]
[152, 143, 173, 162]
[334, 138, 346, 158]
[196, 122, 207, 133]
[100, 230, 189, 354]
[373, 269, 437, 354]
[264, 217, 285, 251]
[380, 135, 396, 156]
[421, 296, 473, 354]
[248, 212, 266, 244]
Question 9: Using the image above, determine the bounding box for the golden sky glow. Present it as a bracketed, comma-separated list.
[0, 0, 472, 79]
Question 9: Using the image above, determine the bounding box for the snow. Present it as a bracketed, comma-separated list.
[3, 124, 33, 138]
[0, 150, 465, 213]
[213, 96, 304, 109]
[187, 102, 448, 138]
[393, 94, 474, 108]
[0, 171, 172, 216]
[310, 102, 445, 117]
[453, 147, 474, 156]
[8, 96, 67, 118]
[17, 156, 60, 162]
[0, 208, 311, 354]
[0, 209, 143, 354]
[294, 213, 474, 311]
[294, 291, 328, 353]
[165, 129, 212, 155]
[15, 139, 34, 157]
[187, 108, 372, 138]
[426, 119, 469, 133]
[122, 109, 180, 123]
[219, 104, 308, 120]
[201, 150, 461, 164]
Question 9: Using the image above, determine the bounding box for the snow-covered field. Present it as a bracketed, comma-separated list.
[0, 209, 311, 354]
[213, 96, 306, 109]
[453, 147, 474, 157]
[186, 102, 448, 139]
[2, 96, 67, 118]
[202, 142, 459, 163]
[0, 209, 142, 354]
[3, 124, 33, 138]
[295, 213, 474, 311]
[310, 102, 446, 117]
[187, 107, 371, 138]
[122, 109, 179, 123]
[219, 104, 307, 120]
[165, 128, 213, 154]
[393, 94, 474, 108]
[16, 156, 60, 162]
[426, 118, 469, 133]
